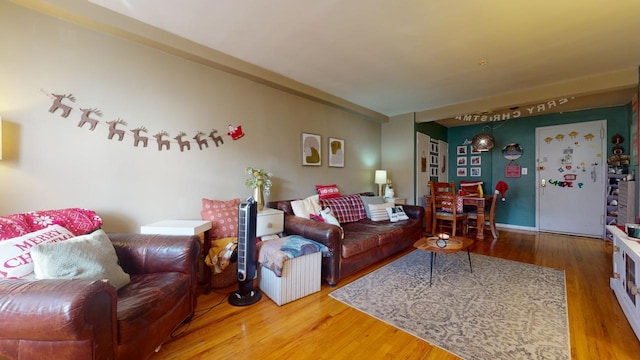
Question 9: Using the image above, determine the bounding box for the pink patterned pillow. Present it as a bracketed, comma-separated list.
[201, 198, 240, 239]
[0, 214, 30, 241]
[23, 208, 103, 236]
[0, 209, 102, 241]
[320, 194, 367, 223]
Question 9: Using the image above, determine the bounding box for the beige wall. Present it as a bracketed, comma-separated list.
[382, 113, 415, 204]
[0, 2, 383, 232]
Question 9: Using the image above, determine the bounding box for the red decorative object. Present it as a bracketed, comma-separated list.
[505, 162, 521, 178]
[496, 181, 509, 201]
[316, 184, 341, 199]
[227, 124, 245, 140]
[612, 133, 625, 155]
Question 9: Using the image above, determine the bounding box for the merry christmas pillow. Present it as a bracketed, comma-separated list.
[0, 225, 75, 279]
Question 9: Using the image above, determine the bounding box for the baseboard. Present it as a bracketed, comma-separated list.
[495, 223, 537, 233]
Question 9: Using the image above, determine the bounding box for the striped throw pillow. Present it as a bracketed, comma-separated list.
[368, 202, 394, 221]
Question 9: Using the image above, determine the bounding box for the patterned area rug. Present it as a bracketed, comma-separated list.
[330, 250, 570, 360]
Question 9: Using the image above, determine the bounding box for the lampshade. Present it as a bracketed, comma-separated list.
[0, 116, 3, 160]
[374, 170, 387, 184]
[471, 132, 495, 152]
[374, 170, 387, 196]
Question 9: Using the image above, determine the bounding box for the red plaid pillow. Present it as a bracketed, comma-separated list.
[346, 194, 367, 221]
[321, 194, 367, 223]
[316, 184, 340, 199]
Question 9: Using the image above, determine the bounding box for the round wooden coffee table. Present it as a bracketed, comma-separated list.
[413, 236, 474, 286]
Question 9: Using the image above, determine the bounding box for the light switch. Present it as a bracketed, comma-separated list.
[521, 167, 528, 175]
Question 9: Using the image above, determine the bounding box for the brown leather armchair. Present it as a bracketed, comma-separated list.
[0, 233, 201, 360]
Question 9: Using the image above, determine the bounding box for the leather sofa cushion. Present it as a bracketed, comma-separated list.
[341, 221, 386, 258]
[341, 219, 421, 257]
[117, 272, 189, 344]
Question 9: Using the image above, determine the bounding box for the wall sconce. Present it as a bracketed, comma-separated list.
[374, 170, 387, 196]
[471, 126, 495, 152]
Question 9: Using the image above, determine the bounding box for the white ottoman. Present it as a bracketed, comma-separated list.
[259, 251, 321, 306]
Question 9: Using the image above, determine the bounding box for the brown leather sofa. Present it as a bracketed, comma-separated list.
[269, 198, 424, 286]
[0, 233, 201, 360]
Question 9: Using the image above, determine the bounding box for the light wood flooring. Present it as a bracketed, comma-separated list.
[150, 230, 640, 359]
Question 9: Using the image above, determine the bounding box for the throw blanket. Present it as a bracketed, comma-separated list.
[205, 237, 237, 274]
[258, 235, 330, 277]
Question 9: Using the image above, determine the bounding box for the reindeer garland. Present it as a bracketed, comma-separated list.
[42, 89, 244, 152]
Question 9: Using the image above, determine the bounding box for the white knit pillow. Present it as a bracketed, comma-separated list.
[291, 195, 322, 218]
[32, 230, 130, 289]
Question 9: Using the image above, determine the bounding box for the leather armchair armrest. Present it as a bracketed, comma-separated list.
[108, 233, 201, 276]
[403, 204, 425, 221]
[0, 279, 116, 342]
[283, 215, 341, 257]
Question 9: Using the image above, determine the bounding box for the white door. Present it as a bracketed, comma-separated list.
[536, 120, 607, 238]
[416, 132, 431, 205]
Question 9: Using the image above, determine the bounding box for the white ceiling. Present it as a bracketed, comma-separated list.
[57, 1, 640, 122]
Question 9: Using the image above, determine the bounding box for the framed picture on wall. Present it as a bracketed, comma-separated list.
[328, 137, 345, 167]
[430, 141, 439, 153]
[457, 156, 467, 166]
[457, 167, 467, 177]
[470, 167, 482, 177]
[471, 146, 482, 154]
[301, 132, 322, 166]
[470, 155, 481, 165]
[457, 145, 467, 155]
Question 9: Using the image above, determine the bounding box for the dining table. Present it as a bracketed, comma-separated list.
[424, 194, 492, 240]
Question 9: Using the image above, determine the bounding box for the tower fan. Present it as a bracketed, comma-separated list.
[228, 198, 262, 306]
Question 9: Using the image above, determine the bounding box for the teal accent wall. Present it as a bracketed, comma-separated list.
[443, 105, 631, 228]
[416, 121, 447, 141]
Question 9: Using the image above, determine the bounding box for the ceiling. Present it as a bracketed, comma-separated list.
[30, 1, 640, 125]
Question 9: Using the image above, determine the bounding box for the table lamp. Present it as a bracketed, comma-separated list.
[375, 170, 387, 196]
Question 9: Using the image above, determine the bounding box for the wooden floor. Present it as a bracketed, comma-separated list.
[150, 230, 640, 360]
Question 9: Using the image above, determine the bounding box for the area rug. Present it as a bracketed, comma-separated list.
[329, 250, 569, 360]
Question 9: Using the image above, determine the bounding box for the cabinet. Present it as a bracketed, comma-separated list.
[608, 225, 640, 341]
[606, 165, 635, 240]
[257, 208, 284, 238]
[618, 180, 636, 225]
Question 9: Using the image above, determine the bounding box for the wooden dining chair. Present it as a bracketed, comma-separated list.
[430, 181, 468, 237]
[467, 190, 499, 239]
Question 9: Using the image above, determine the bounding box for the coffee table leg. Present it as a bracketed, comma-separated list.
[467, 247, 473, 273]
[430, 252, 435, 287]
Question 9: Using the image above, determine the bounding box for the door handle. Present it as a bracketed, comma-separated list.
[541, 178, 546, 187]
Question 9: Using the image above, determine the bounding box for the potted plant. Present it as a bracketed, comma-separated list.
[245, 167, 272, 211]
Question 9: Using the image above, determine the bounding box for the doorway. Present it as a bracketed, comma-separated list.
[416, 132, 431, 205]
[535, 120, 607, 238]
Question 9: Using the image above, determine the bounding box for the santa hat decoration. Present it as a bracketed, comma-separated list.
[495, 181, 509, 201]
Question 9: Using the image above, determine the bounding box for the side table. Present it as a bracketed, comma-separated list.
[414, 236, 473, 286]
[140, 220, 212, 292]
[257, 208, 284, 239]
